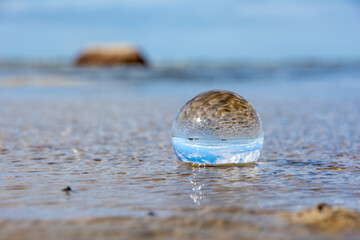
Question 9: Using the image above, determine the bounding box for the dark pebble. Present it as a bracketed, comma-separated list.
[317, 203, 329, 212]
[62, 186, 72, 192]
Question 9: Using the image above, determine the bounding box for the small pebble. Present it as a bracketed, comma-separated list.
[148, 211, 156, 216]
[317, 203, 328, 212]
[62, 186, 72, 192]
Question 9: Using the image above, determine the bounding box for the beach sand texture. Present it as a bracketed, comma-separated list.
[0, 64, 360, 239]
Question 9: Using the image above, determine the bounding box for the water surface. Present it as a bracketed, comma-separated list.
[0, 63, 359, 225]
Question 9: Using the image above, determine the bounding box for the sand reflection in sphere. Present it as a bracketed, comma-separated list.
[172, 90, 264, 165]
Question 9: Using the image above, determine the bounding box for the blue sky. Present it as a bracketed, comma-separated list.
[0, 0, 359, 61]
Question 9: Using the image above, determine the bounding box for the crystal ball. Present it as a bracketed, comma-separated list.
[172, 90, 263, 165]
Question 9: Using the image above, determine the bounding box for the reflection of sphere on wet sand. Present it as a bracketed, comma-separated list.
[181, 164, 259, 206]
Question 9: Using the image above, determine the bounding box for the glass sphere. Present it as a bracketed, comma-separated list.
[172, 90, 263, 165]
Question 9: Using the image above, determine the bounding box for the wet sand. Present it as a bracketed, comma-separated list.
[1, 205, 360, 240]
[0, 65, 360, 239]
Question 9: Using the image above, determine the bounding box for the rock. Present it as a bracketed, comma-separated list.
[62, 186, 72, 192]
[284, 203, 360, 233]
[147, 211, 156, 216]
[75, 44, 147, 67]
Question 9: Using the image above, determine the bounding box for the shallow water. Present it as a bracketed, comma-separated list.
[0, 63, 360, 237]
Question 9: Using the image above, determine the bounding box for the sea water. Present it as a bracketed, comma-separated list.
[172, 137, 264, 165]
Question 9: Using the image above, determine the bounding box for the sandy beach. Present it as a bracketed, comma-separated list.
[1, 0, 360, 238]
[0, 63, 360, 239]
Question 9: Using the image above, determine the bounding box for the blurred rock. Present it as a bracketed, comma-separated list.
[284, 203, 360, 233]
[75, 44, 147, 67]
